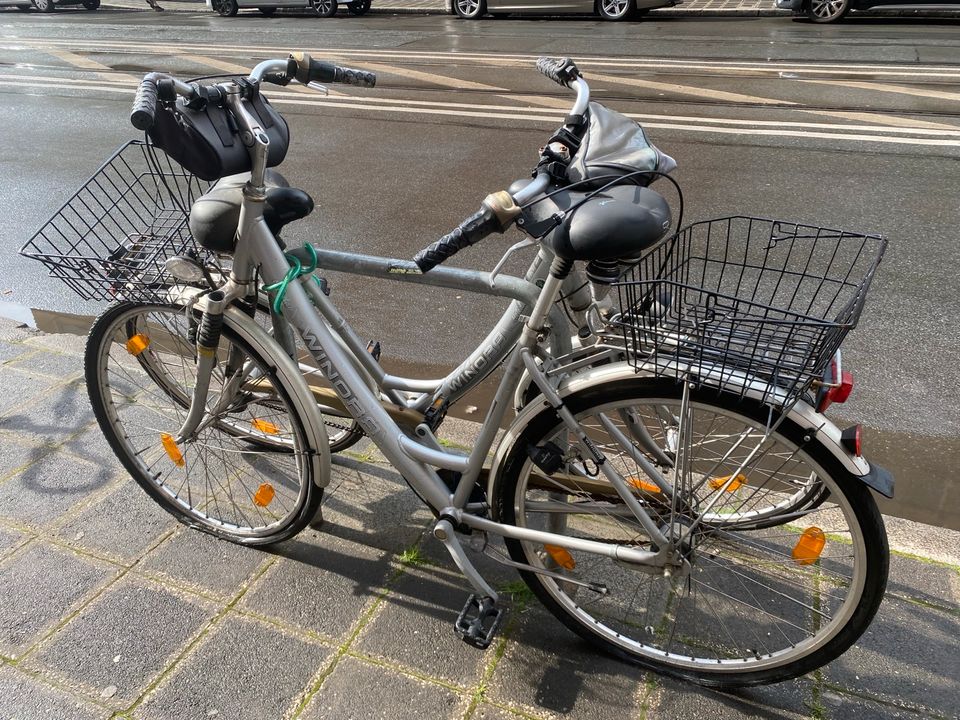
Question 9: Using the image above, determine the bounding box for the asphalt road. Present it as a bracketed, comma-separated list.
[1, 8, 958, 526]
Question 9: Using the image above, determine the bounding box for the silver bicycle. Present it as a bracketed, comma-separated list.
[40, 54, 894, 687]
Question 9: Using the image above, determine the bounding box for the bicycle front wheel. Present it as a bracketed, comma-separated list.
[85, 302, 323, 545]
[493, 378, 888, 687]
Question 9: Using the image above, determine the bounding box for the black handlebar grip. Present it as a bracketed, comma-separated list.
[413, 208, 498, 273]
[131, 76, 159, 131]
[332, 65, 377, 88]
[536, 57, 581, 88]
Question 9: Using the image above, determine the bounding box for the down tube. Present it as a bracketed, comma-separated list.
[260, 287, 453, 511]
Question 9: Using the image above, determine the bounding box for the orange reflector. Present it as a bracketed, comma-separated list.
[253, 483, 275, 507]
[709, 473, 746, 492]
[792, 527, 826, 565]
[543, 544, 576, 570]
[251, 418, 279, 435]
[160, 433, 185, 467]
[125, 333, 150, 356]
[628, 476, 661, 494]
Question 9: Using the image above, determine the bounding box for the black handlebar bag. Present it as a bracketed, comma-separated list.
[147, 93, 290, 182]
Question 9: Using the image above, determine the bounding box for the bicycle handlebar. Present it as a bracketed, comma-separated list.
[413, 207, 500, 273]
[128, 52, 377, 131]
[288, 52, 376, 88]
[536, 57, 581, 88]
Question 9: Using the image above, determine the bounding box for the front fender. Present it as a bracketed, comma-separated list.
[489, 361, 879, 502]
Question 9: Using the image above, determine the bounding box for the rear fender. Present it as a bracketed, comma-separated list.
[489, 361, 879, 502]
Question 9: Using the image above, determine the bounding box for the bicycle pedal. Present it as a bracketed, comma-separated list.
[455, 594, 505, 649]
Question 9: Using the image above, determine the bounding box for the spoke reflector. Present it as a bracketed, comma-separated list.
[253, 482, 276, 507]
[792, 527, 826, 565]
[160, 433, 185, 467]
[544, 544, 576, 570]
[628, 476, 661, 493]
[252, 418, 280, 435]
[709, 473, 746, 492]
[125, 333, 150, 356]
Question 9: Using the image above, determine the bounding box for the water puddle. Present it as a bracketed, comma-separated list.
[2, 303, 956, 531]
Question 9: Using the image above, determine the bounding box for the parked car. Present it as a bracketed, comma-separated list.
[776, 0, 960, 22]
[207, 0, 370, 17]
[0, 0, 99, 10]
[451, 0, 678, 21]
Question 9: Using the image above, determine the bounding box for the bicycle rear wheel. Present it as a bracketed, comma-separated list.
[493, 378, 888, 687]
[86, 302, 323, 545]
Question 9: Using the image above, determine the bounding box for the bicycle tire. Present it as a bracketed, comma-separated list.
[492, 377, 887, 687]
[86, 302, 323, 545]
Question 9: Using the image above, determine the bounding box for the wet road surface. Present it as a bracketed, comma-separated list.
[1, 9, 958, 527]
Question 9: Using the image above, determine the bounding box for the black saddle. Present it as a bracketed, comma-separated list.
[188, 169, 314, 253]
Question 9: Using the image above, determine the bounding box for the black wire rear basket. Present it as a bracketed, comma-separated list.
[19, 140, 211, 303]
[614, 216, 887, 410]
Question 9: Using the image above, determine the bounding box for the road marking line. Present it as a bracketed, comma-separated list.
[801, 79, 960, 104]
[4, 77, 958, 147]
[8, 39, 960, 79]
[4, 74, 960, 138]
[29, 47, 138, 83]
[586, 71, 797, 107]
[806, 110, 960, 132]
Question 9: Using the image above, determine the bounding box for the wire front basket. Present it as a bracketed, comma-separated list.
[614, 216, 886, 410]
[19, 140, 211, 303]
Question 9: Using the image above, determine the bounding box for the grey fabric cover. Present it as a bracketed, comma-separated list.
[567, 103, 676, 187]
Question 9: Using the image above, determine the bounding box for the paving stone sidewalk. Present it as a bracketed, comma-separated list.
[0, 316, 957, 720]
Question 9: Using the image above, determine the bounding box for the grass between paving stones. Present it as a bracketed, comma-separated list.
[118, 555, 280, 717]
[398, 543, 430, 567]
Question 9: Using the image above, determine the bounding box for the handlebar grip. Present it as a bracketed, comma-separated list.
[289, 52, 377, 88]
[536, 57, 581, 88]
[131, 76, 159, 131]
[332, 65, 377, 88]
[413, 208, 498, 273]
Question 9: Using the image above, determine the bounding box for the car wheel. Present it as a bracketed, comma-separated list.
[314, 0, 337, 16]
[258, 6, 277, 15]
[82, 0, 100, 8]
[32, 0, 55, 12]
[453, 0, 486, 19]
[213, 0, 238, 15]
[347, 0, 370, 14]
[806, 0, 849, 22]
[597, 0, 635, 20]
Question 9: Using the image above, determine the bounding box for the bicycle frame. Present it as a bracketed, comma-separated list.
[175, 75, 677, 601]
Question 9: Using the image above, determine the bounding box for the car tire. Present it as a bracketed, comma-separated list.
[314, 0, 337, 16]
[805, 0, 849, 22]
[213, 0, 239, 15]
[258, 6, 277, 15]
[597, 0, 635, 20]
[32, 0, 55, 12]
[453, 0, 486, 19]
[347, 0, 370, 14]
[82, 0, 100, 8]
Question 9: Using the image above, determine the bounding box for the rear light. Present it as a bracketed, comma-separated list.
[841, 425, 862, 457]
[817, 352, 854, 413]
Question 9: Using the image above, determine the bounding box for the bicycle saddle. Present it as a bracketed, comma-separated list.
[188, 170, 314, 253]
[511, 181, 672, 261]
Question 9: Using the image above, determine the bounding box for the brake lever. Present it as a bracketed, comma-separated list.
[488, 237, 536, 287]
[307, 81, 329, 95]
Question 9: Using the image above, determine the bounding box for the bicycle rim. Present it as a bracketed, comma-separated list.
[496, 380, 886, 685]
[87, 303, 317, 542]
